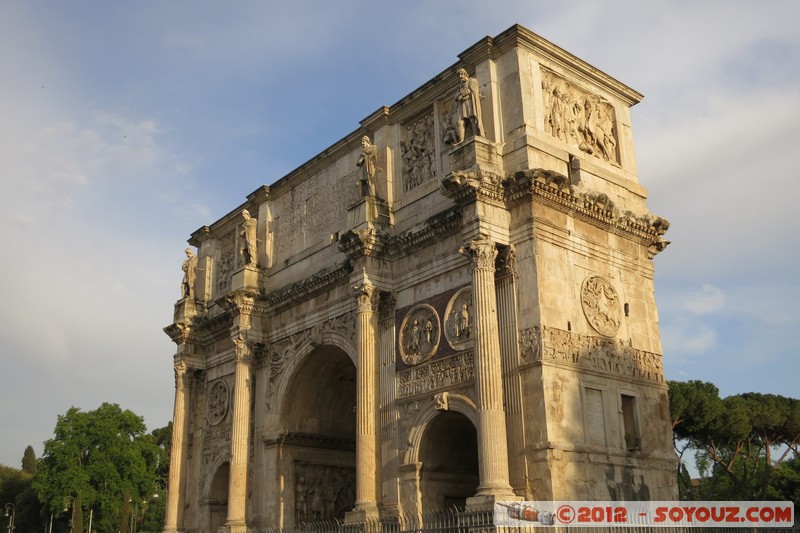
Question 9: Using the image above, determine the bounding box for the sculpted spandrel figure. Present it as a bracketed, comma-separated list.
[356, 135, 378, 197]
[181, 248, 197, 298]
[454, 68, 484, 143]
[240, 209, 257, 266]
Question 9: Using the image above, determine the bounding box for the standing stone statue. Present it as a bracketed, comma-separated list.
[181, 248, 197, 298]
[240, 209, 257, 266]
[454, 68, 484, 142]
[356, 135, 377, 197]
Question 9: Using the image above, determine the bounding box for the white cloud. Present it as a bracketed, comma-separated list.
[683, 285, 726, 316]
[661, 319, 717, 357]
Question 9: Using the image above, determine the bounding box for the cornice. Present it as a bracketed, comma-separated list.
[384, 207, 462, 259]
[440, 170, 506, 208]
[262, 261, 353, 314]
[337, 228, 387, 261]
[504, 168, 670, 258]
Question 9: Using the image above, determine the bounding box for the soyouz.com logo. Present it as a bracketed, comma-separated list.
[494, 501, 795, 528]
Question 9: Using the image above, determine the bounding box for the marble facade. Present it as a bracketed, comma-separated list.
[163, 24, 676, 533]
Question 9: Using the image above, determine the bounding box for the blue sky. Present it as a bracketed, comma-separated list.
[1, 1, 798, 468]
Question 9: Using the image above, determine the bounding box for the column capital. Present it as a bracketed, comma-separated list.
[460, 237, 498, 271]
[352, 282, 378, 313]
[232, 337, 254, 363]
[495, 243, 517, 279]
[223, 289, 258, 314]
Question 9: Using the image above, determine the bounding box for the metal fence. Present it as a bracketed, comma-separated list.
[247, 506, 800, 533]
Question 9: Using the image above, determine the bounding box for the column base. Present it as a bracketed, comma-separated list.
[466, 489, 521, 511]
[345, 504, 380, 524]
[218, 521, 248, 533]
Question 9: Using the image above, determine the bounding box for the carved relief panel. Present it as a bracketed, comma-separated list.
[541, 68, 619, 164]
[398, 304, 440, 366]
[581, 275, 621, 337]
[400, 110, 436, 192]
[443, 288, 474, 351]
[216, 231, 235, 294]
[206, 379, 229, 427]
[294, 463, 355, 522]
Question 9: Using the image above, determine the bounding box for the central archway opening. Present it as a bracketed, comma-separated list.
[280, 346, 356, 524]
[419, 410, 479, 513]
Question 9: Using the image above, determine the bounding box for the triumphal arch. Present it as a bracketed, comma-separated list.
[163, 24, 676, 533]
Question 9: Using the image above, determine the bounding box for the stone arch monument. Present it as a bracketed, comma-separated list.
[163, 24, 676, 533]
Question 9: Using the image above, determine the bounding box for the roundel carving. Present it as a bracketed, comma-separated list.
[206, 379, 229, 426]
[399, 304, 441, 366]
[444, 287, 474, 351]
[581, 275, 621, 337]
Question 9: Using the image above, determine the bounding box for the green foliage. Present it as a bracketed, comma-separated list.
[32, 403, 161, 533]
[21, 445, 37, 475]
[0, 463, 43, 533]
[668, 380, 800, 502]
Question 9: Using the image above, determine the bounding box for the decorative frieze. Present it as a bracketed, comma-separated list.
[520, 325, 665, 383]
[541, 68, 619, 164]
[397, 351, 475, 398]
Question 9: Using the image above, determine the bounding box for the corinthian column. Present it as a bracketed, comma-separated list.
[164, 361, 189, 533]
[460, 237, 515, 499]
[353, 283, 380, 515]
[495, 245, 527, 495]
[226, 338, 254, 532]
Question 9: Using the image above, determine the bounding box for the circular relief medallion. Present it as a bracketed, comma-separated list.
[206, 379, 229, 426]
[399, 304, 441, 366]
[443, 287, 474, 351]
[581, 275, 621, 337]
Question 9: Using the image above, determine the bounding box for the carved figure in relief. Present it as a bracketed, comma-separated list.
[581, 276, 621, 337]
[181, 248, 197, 298]
[434, 391, 449, 410]
[442, 113, 459, 146]
[454, 68, 484, 142]
[457, 304, 470, 339]
[399, 304, 441, 365]
[240, 209, 258, 266]
[356, 135, 377, 197]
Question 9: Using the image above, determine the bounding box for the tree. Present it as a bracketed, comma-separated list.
[33, 403, 161, 533]
[21, 445, 37, 475]
[669, 380, 800, 501]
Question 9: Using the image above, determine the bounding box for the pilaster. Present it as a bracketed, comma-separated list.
[495, 245, 527, 496]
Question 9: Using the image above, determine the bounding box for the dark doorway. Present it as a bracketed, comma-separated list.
[419, 410, 479, 512]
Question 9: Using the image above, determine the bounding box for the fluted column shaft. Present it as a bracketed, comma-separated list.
[496, 246, 526, 495]
[226, 339, 253, 529]
[462, 238, 514, 497]
[353, 284, 379, 513]
[164, 362, 189, 533]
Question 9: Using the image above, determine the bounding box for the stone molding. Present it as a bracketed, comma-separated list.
[262, 262, 353, 313]
[504, 168, 670, 257]
[519, 325, 664, 383]
[440, 170, 505, 207]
